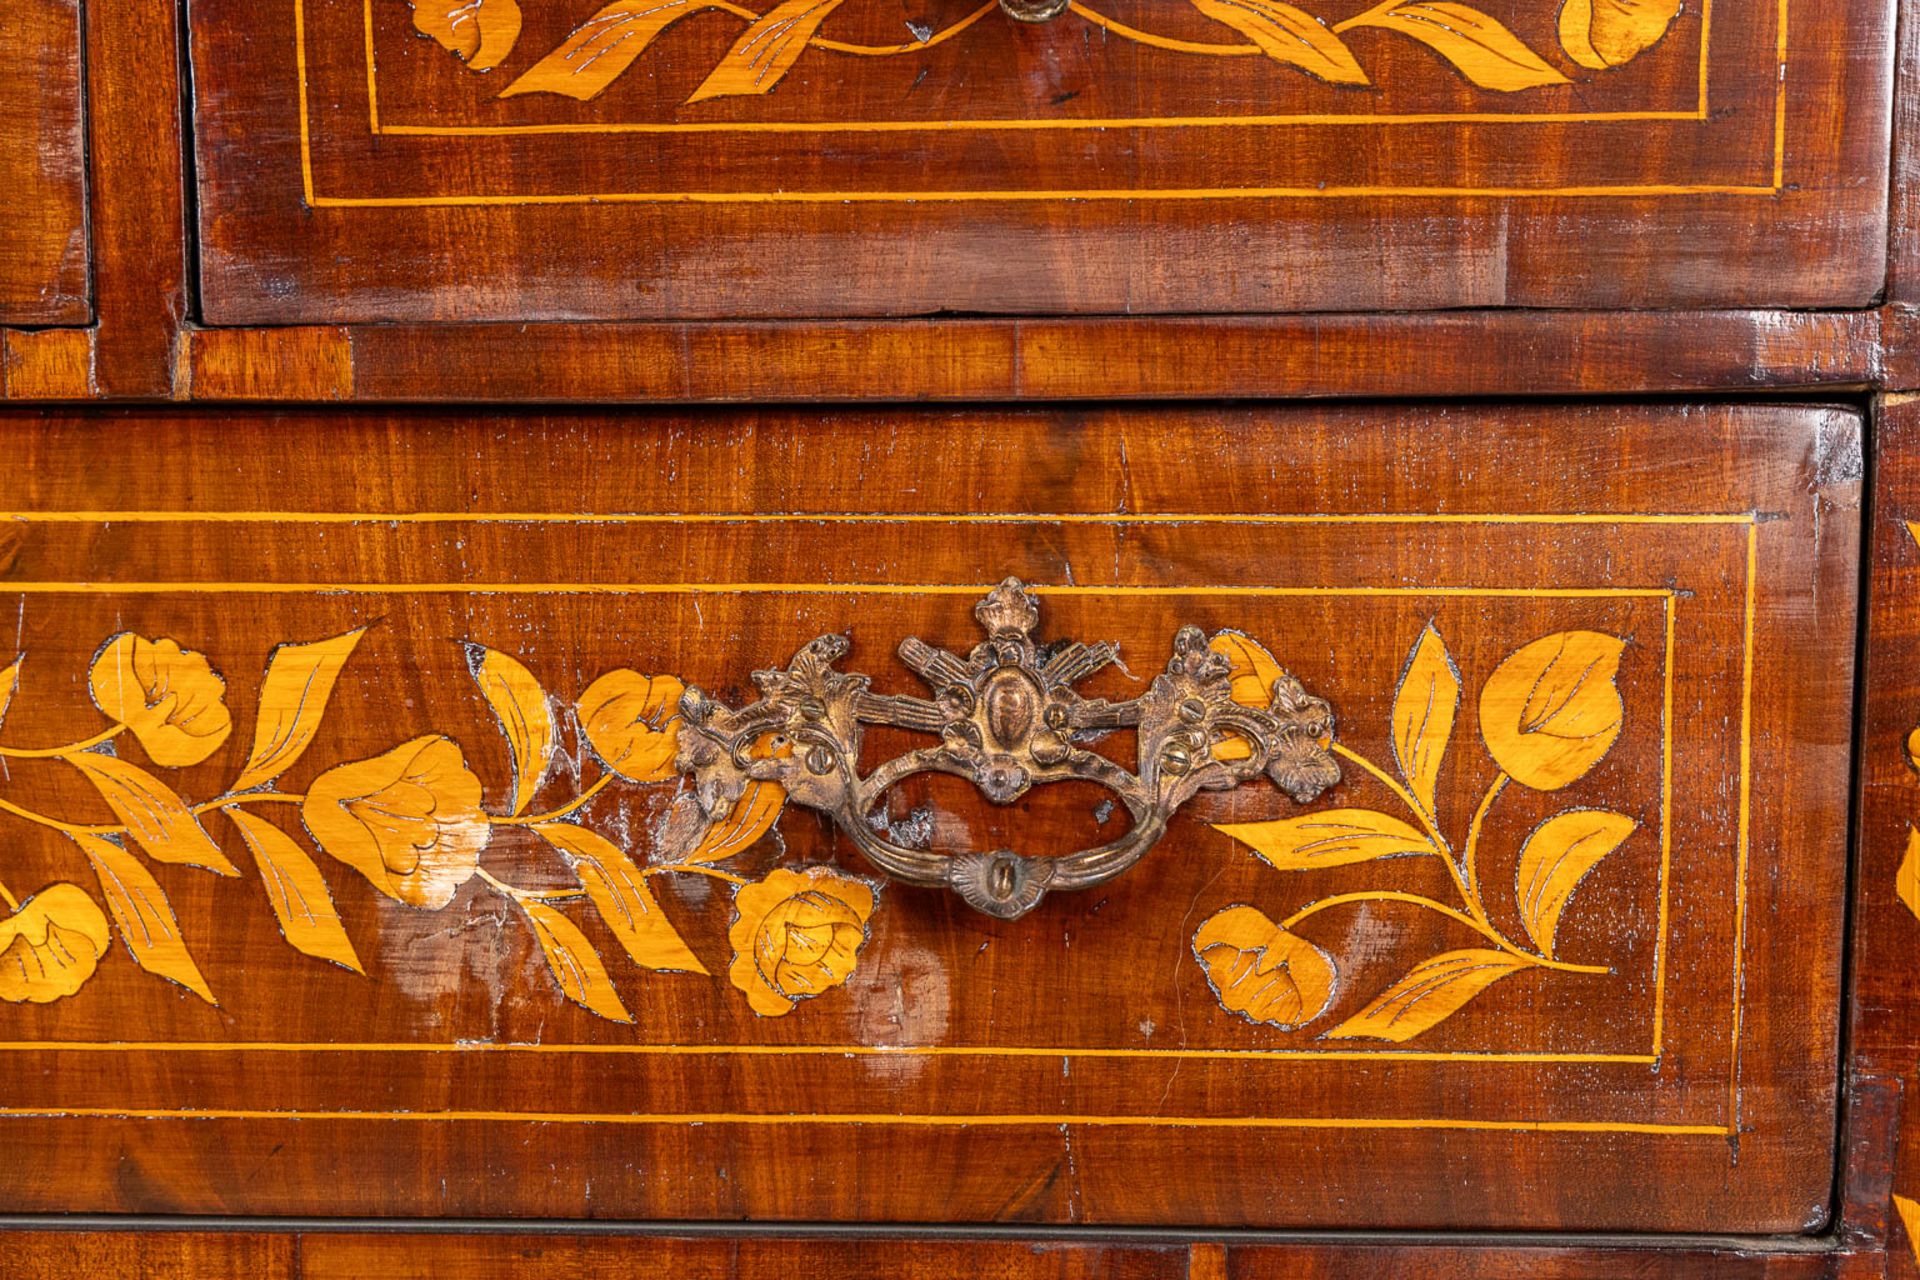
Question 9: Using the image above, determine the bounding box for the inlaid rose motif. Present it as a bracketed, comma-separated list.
[303, 736, 489, 909]
[728, 866, 874, 1017]
[89, 634, 233, 767]
[0, 884, 112, 1003]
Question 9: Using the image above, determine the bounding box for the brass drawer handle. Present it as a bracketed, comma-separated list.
[678, 580, 1338, 919]
[1000, 0, 1072, 21]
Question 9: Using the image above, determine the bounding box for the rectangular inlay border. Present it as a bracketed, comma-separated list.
[0, 511, 1758, 1135]
[294, 0, 1791, 205]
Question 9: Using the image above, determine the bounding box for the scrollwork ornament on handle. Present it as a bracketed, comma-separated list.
[675, 580, 1339, 920]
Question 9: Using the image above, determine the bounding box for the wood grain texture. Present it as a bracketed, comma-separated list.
[0, 0, 88, 325]
[1845, 395, 1920, 1279]
[0, 1230, 1877, 1277]
[188, 0, 1894, 323]
[1889, 0, 1920, 303]
[161, 310, 1887, 405]
[2, 330, 94, 401]
[1224, 1243, 1846, 1278]
[85, 0, 188, 397]
[0, 1231, 293, 1278]
[0, 403, 1855, 1231]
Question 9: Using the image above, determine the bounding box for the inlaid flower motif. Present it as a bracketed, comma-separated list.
[728, 866, 875, 1017]
[577, 671, 685, 783]
[303, 736, 489, 909]
[1558, 0, 1683, 70]
[89, 634, 233, 767]
[1192, 905, 1336, 1030]
[0, 884, 112, 1003]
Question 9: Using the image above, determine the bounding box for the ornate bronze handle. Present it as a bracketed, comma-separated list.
[675, 580, 1338, 919]
[999, 0, 1072, 21]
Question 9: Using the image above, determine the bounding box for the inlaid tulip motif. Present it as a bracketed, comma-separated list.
[0, 629, 805, 1021]
[0, 611, 1640, 1040]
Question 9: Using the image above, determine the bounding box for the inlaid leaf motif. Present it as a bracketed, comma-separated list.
[519, 898, 633, 1022]
[1390, 624, 1459, 818]
[89, 634, 233, 768]
[1325, 949, 1528, 1041]
[687, 0, 848, 103]
[577, 670, 684, 783]
[466, 645, 556, 816]
[1558, 0, 1682, 70]
[1900, 827, 1920, 924]
[409, 0, 523, 71]
[1514, 809, 1636, 957]
[1895, 1194, 1920, 1267]
[0, 884, 111, 1004]
[73, 832, 215, 1003]
[535, 821, 708, 973]
[1343, 3, 1569, 91]
[686, 780, 786, 863]
[1215, 809, 1434, 871]
[1190, 0, 1368, 84]
[233, 628, 366, 791]
[224, 807, 363, 973]
[1210, 631, 1284, 709]
[64, 751, 238, 876]
[1479, 630, 1626, 791]
[1907, 723, 1920, 772]
[1192, 905, 1337, 1029]
[502, 0, 719, 100]
[0, 655, 18, 731]
[1208, 631, 1285, 762]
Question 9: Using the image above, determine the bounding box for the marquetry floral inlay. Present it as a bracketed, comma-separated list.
[406, 0, 1685, 105]
[0, 629, 833, 1021]
[0, 611, 1647, 1043]
[1202, 626, 1633, 1041]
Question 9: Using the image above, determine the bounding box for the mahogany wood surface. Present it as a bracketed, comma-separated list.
[1843, 396, 1920, 1279]
[5, 0, 1920, 1272]
[0, 403, 1855, 1233]
[186, 0, 1894, 324]
[162, 310, 1889, 405]
[0, 1230, 1866, 1278]
[0, 0, 88, 326]
[83, 0, 190, 399]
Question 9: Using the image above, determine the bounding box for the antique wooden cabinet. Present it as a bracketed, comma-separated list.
[1, 1, 1919, 1276]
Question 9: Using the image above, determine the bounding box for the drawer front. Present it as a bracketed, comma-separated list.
[185, 0, 1892, 323]
[0, 0, 88, 326]
[0, 404, 1853, 1230]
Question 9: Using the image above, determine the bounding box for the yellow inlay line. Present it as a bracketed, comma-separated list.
[1652, 592, 1677, 1057]
[0, 1041, 1660, 1063]
[0, 584, 1679, 598]
[1773, 0, 1790, 188]
[361, 0, 379, 135]
[0, 1107, 1732, 1134]
[0, 519, 1753, 1114]
[295, 0, 316, 207]
[1728, 521, 1758, 1132]
[375, 113, 1709, 137]
[0, 511, 1765, 526]
[303, 185, 1786, 208]
[358, 0, 1714, 137]
[308, 0, 1779, 203]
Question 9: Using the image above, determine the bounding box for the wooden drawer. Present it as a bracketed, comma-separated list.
[0, 0, 88, 326]
[0, 402, 1854, 1231]
[184, 0, 1893, 323]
